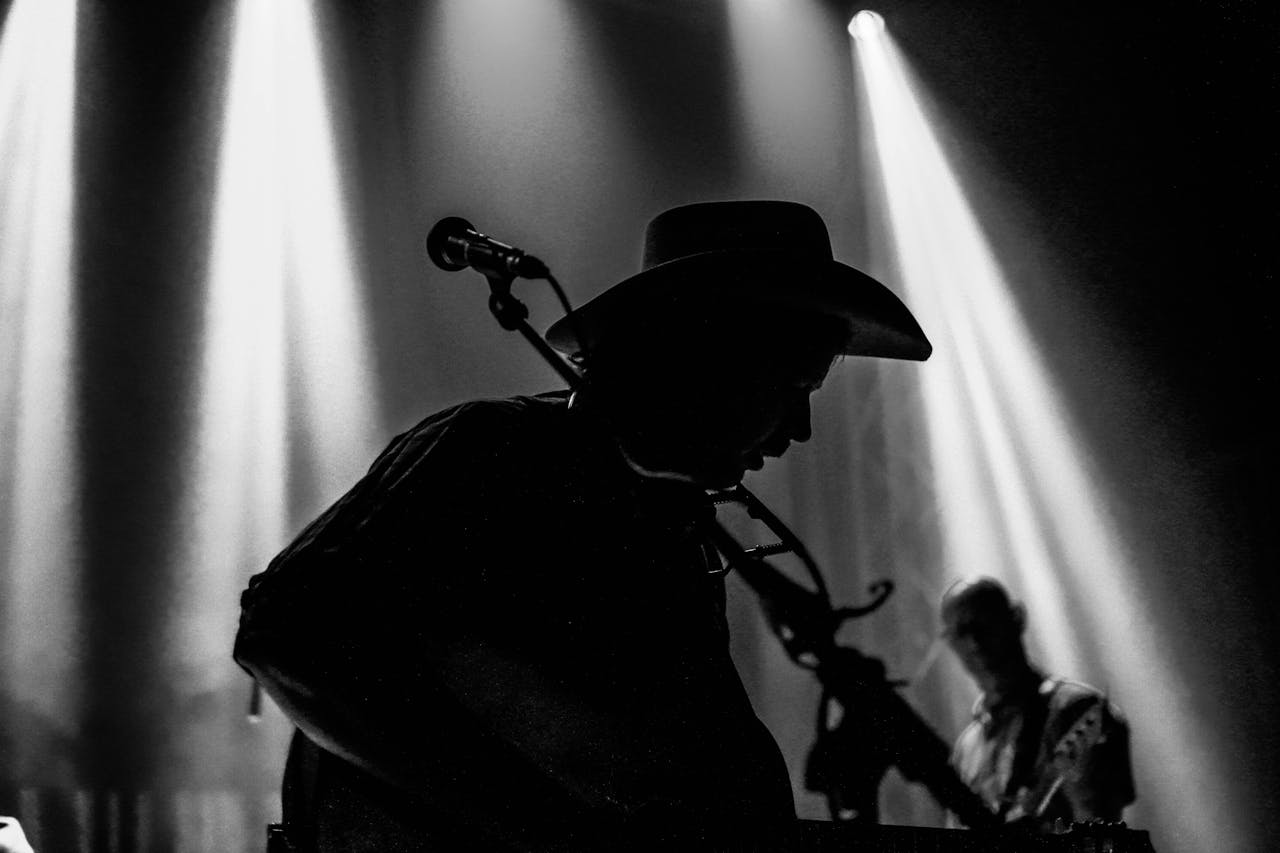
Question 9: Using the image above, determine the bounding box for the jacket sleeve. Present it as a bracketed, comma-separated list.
[231, 399, 690, 809]
[232, 401, 507, 788]
[234, 396, 794, 830]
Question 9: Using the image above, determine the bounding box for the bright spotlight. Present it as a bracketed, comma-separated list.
[848, 10, 885, 41]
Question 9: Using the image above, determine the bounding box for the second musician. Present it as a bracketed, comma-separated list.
[942, 577, 1136, 831]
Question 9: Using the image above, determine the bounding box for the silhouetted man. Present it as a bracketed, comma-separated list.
[234, 200, 931, 850]
[941, 577, 1135, 831]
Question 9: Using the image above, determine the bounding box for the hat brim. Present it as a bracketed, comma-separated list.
[545, 249, 932, 361]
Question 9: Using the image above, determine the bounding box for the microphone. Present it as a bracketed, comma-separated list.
[426, 216, 549, 279]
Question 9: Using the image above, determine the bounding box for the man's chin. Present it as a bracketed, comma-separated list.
[698, 468, 744, 490]
[623, 455, 742, 490]
[633, 450, 751, 490]
[693, 458, 749, 490]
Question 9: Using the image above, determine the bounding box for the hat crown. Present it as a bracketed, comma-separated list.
[641, 200, 834, 271]
[544, 198, 931, 362]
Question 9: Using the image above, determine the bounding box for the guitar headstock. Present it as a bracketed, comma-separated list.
[1052, 700, 1107, 778]
[1005, 699, 1113, 822]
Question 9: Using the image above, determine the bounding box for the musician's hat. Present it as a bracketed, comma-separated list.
[545, 200, 931, 360]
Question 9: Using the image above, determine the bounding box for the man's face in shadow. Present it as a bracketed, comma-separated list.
[673, 342, 838, 488]
[589, 307, 845, 489]
[942, 595, 1027, 695]
[627, 339, 840, 488]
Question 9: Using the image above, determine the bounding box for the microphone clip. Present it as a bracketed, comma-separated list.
[488, 287, 530, 332]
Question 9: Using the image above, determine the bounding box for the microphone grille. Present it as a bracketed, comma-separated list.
[426, 216, 475, 272]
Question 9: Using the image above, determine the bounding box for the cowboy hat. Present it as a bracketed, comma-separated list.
[544, 200, 931, 360]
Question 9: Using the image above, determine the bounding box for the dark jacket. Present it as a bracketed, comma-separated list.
[235, 393, 794, 851]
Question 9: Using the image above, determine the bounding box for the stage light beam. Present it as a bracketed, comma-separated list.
[0, 0, 83, 761]
[174, 0, 380, 768]
[852, 20, 1240, 853]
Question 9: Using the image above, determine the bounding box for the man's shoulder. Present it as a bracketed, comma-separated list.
[1042, 677, 1129, 733]
[410, 391, 570, 432]
[1043, 676, 1099, 699]
[342, 392, 574, 497]
[1043, 677, 1108, 709]
[391, 392, 570, 453]
[953, 715, 985, 748]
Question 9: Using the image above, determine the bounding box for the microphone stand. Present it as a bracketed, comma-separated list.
[482, 272, 585, 390]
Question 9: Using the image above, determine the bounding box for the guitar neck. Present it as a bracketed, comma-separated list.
[1032, 775, 1067, 819]
[1015, 699, 1106, 821]
[815, 656, 1000, 830]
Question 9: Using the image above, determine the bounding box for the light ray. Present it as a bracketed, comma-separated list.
[851, 15, 1238, 853]
[174, 0, 379, 717]
[0, 0, 82, 759]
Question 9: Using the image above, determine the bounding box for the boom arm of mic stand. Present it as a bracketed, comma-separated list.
[482, 272, 585, 391]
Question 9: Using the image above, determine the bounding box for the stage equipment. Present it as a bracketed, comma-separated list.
[848, 10, 886, 40]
